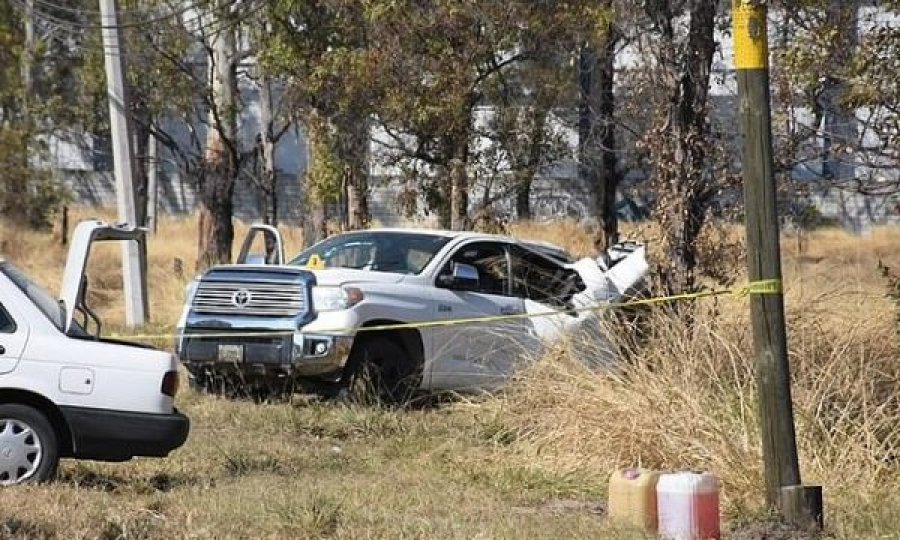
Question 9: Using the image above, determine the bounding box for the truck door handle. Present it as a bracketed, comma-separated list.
[0, 345, 5, 355]
[499, 307, 520, 316]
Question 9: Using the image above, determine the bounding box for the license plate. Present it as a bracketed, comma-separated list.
[218, 344, 244, 363]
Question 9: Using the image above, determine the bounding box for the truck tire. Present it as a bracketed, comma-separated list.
[341, 336, 419, 405]
[0, 404, 59, 486]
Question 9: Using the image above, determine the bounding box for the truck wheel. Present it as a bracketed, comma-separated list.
[341, 336, 419, 405]
[0, 405, 59, 486]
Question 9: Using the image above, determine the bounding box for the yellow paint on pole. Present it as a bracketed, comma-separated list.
[733, 1, 768, 70]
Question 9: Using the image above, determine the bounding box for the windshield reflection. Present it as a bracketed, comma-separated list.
[290, 232, 451, 275]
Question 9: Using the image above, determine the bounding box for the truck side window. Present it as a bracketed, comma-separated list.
[0, 304, 16, 333]
[509, 246, 585, 311]
[440, 242, 510, 296]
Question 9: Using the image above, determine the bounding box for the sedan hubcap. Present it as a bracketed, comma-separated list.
[0, 418, 42, 486]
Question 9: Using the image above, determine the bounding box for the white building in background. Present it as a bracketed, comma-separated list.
[51, 5, 898, 229]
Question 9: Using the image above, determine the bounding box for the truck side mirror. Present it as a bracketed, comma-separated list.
[437, 262, 480, 291]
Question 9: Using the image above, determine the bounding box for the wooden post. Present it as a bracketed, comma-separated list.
[779, 485, 824, 531]
[61, 206, 68, 246]
[732, 0, 822, 526]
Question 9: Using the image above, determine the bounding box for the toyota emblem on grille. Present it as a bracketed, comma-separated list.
[232, 289, 252, 308]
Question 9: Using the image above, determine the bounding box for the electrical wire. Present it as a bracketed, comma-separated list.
[11, 0, 261, 32]
[9, 0, 269, 59]
[30, 0, 210, 20]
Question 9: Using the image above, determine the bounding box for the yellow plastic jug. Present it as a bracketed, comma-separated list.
[608, 468, 661, 533]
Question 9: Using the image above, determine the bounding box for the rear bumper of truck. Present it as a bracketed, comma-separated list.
[178, 329, 354, 380]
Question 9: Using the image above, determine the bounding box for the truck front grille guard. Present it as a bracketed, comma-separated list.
[191, 281, 307, 317]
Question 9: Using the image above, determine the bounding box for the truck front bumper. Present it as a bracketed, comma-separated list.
[178, 330, 354, 379]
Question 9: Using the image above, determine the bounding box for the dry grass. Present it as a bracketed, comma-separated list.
[484, 225, 900, 538]
[0, 209, 898, 538]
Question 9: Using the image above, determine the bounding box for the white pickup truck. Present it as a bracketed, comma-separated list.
[0, 221, 189, 485]
[178, 227, 647, 402]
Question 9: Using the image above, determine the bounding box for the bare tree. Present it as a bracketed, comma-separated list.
[578, 5, 619, 252]
[638, 0, 722, 293]
[197, 3, 239, 270]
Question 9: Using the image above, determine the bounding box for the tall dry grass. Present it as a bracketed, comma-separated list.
[483, 225, 900, 537]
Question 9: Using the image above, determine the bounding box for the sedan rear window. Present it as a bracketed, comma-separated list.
[0, 262, 65, 331]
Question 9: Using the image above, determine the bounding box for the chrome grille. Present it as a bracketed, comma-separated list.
[192, 281, 306, 317]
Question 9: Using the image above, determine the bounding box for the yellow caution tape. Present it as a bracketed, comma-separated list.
[109, 279, 783, 342]
[733, 2, 769, 70]
[734, 278, 782, 297]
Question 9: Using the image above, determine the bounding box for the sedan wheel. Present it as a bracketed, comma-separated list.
[0, 405, 59, 486]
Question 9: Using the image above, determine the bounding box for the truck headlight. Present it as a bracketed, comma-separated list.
[312, 286, 364, 311]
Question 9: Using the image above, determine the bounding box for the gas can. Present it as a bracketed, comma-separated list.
[656, 471, 721, 540]
[607, 468, 661, 533]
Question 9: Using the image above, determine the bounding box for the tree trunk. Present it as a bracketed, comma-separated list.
[259, 73, 278, 226]
[656, 0, 718, 293]
[133, 110, 150, 226]
[306, 195, 328, 244]
[345, 119, 370, 230]
[338, 171, 349, 231]
[515, 106, 550, 221]
[449, 157, 468, 231]
[515, 179, 532, 220]
[346, 170, 369, 230]
[302, 115, 329, 246]
[578, 16, 619, 254]
[22, 0, 35, 109]
[197, 13, 238, 271]
[821, 0, 858, 228]
[436, 181, 452, 229]
[12, 0, 35, 225]
[147, 132, 158, 233]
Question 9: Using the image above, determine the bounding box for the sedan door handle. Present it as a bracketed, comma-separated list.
[0, 345, 5, 355]
[499, 307, 520, 316]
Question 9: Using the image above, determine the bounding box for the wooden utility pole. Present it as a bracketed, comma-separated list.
[732, 0, 822, 529]
[99, 0, 148, 326]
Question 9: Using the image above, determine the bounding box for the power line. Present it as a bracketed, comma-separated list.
[31, 0, 208, 20]
[9, 0, 268, 59]
[35, 0, 244, 31]
[11, 0, 258, 32]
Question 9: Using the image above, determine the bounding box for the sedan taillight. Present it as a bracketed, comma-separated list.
[161, 370, 180, 397]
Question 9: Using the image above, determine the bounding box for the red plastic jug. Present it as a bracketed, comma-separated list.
[656, 471, 721, 539]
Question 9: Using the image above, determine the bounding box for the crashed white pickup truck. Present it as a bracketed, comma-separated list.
[177, 227, 647, 401]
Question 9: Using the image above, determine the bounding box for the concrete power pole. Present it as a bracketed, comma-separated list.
[99, 0, 148, 327]
[732, 0, 822, 529]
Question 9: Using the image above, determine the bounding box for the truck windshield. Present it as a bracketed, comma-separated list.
[290, 232, 452, 275]
[0, 262, 65, 331]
